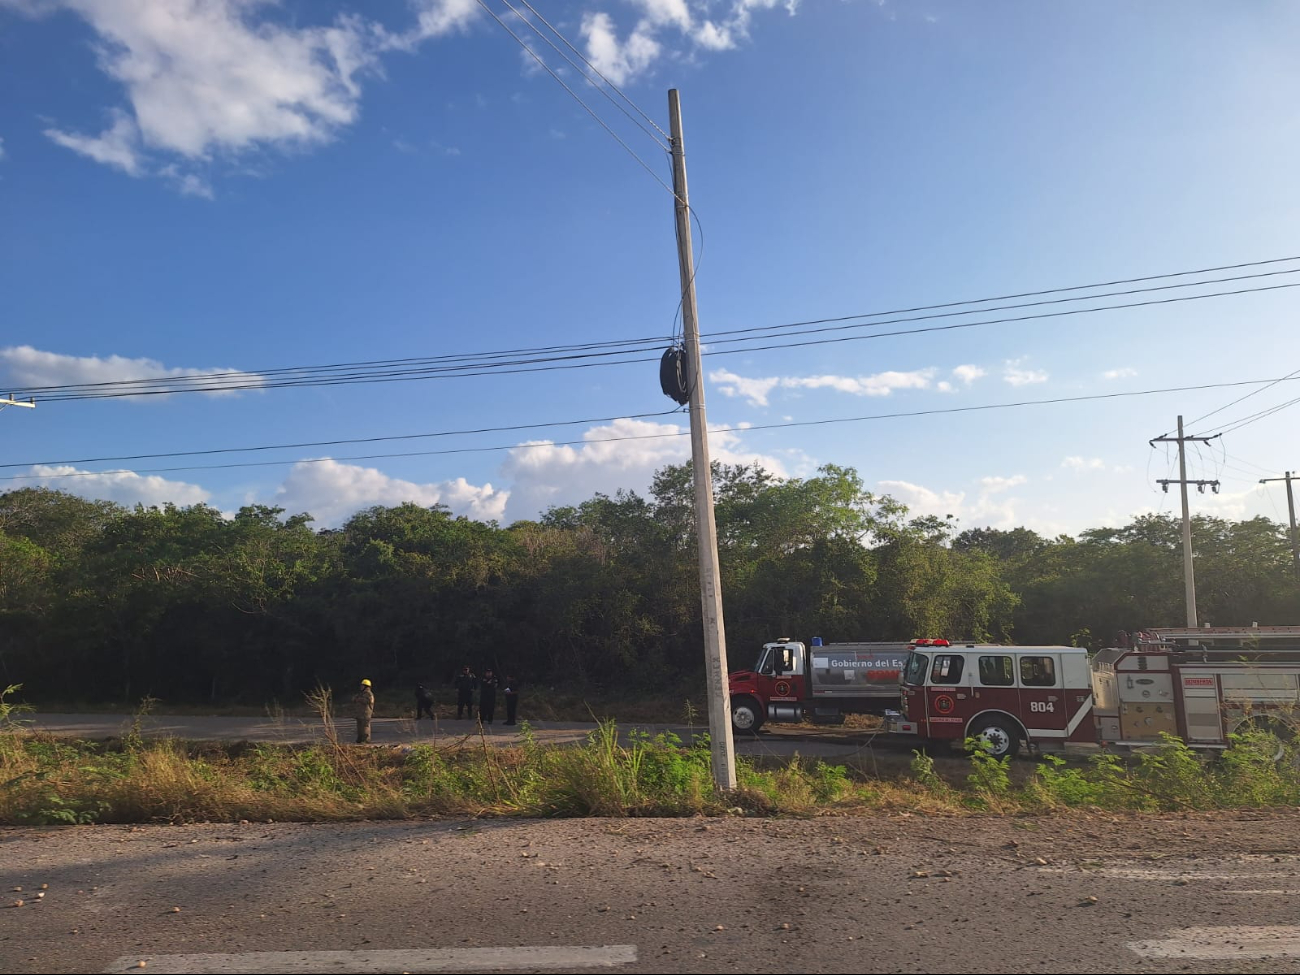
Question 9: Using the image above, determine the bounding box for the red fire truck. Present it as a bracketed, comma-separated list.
[728, 637, 910, 734]
[887, 626, 1300, 759]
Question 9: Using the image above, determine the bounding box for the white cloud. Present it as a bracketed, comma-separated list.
[635, 0, 693, 31]
[0, 345, 264, 399]
[0, 136, 6, 161]
[879, 474, 1030, 531]
[158, 164, 213, 199]
[709, 367, 937, 407]
[15, 0, 482, 192]
[710, 368, 782, 408]
[878, 479, 965, 520]
[274, 459, 508, 527]
[577, 0, 799, 85]
[1062, 456, 1106, 471]
[402, 0, 479, 45]
[952, 364, 986, 385]
[581, 12, 661, 87]
[45, 109, 143, 175]
[1103, 367, 1138, 380]
[23, 465, 210, 508]
[15, 0, 798, 189]
[500, 416, 786, 522]
[33, 1, 380, 164]
[1003, 357, 1049, 386]
[788, 369, 935, 398]
[980, 474, 1027, 494]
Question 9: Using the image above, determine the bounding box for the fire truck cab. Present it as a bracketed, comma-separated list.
[893, 640, 1096, 758]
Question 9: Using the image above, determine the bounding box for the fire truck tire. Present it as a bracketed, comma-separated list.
[1232, 716, 1296, 763]
[967, 715, 1022, 759]
[731, 697, 765, 735]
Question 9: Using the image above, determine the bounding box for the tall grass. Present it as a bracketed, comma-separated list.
[2, 721, 1299, 826]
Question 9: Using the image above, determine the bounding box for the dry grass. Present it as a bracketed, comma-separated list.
[3, 716, 1299, 827]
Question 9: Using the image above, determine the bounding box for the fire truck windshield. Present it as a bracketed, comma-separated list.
[903, 652, 929, 686]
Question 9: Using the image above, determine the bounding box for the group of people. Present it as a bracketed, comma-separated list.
[350, 668, 521, 743]
[450, 666, 520, 726]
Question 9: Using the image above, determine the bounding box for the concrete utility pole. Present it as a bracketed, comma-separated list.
[1259, 471, 1300, 573]
[1151, 416, 1220, 627]
[668, 88, 737, 791]
[0, 395, 36, 409]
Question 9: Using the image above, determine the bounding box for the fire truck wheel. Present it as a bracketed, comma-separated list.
[968, 716, 1021, 760]
[731, 697, 764, 735]
[1233, 716, 1296, 763]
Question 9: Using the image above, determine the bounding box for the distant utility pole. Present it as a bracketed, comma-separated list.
[1151, 416, 1220, 627]
[1259, 471, 1300, 573]
[668, 88, 737, 791]
[0, 395, 35, 410]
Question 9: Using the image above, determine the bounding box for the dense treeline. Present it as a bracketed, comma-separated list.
[1, 463, 1296, 705]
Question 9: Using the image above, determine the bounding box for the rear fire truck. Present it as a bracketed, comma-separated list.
[888, 626, 1300, 758]
[729, 637, 910, 733]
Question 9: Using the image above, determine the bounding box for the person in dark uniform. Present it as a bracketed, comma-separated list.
[503, 675, 520, 726]
[454, 666, 477, 720]
[415, 683, 435, 721]
[478, 668, 499, 724]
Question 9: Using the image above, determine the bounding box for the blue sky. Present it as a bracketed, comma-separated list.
[1, 0, 1299, 533]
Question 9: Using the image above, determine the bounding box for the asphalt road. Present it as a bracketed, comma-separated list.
[25, 713, 905, 762]
[3, 812, 1299, 974]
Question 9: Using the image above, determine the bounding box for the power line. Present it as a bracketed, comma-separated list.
[1222, 451, 1280, 477]
[471, 0, 679, 201]
[703, 254, 1300, 339]
[512, 0, 670, 142]
[18, 276, 1300, 404]
[1187, 364, 1300, 431]
[701, 266, 1300, 347]
[21, 256, 1295, 396]
[1215, 393, 1300, 436]
[26, 256, 1291, 398]
[7, 334, 671, 397]
[502, 0, 669, 150]
[698, 279, 1300, 357]
[11, 373, 1300, 482]
[0, 409, 684, 470]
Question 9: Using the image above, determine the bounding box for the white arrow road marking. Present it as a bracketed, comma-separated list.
[103, 944, 637, 974]
[1129, 926, 1300, 960]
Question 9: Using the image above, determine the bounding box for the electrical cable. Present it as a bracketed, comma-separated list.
[12, 373, 1300, 481]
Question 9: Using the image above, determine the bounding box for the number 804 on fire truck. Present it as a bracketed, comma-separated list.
[886, 626, 1300, 760]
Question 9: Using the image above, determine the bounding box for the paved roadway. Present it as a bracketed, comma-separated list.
[25, 713, 900, 761]
[3, 813, 1299, 974]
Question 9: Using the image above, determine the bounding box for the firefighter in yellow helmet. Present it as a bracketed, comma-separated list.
[352, 679, 375, 744]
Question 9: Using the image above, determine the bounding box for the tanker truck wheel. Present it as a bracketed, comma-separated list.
[731, 697, 764, 735]
[968, 715, 1021, 759]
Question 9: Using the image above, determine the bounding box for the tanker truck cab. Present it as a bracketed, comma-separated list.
[728, 639, 807, 734]
[897, 641, 1096, 758]
[730, 638, 909, 734]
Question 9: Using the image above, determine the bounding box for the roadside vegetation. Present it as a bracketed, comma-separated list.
[3, 474, 1298, 711]
[3, 686, 1297, 826]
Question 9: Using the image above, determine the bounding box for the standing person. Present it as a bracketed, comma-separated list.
[454, 666, 477, 720]
[352, 679, 375, 744]
[415, 683, 435, 721]
[503, 675, 520, 726]
[478, 668, 499, 725]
